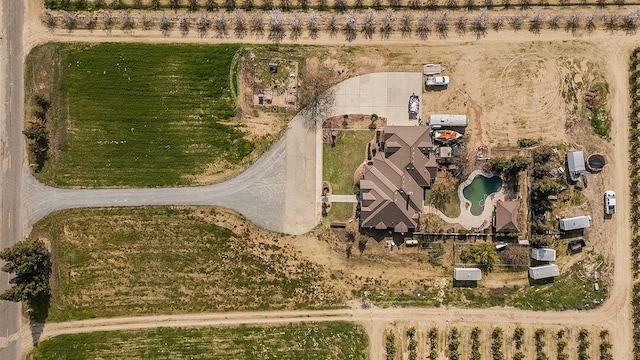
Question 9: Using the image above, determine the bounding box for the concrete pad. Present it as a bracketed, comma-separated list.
[330, 72, 423, 126]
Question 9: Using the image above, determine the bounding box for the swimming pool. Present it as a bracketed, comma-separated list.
[462, 174, 503, 216]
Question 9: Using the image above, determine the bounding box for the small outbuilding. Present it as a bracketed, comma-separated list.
[453, 268, 482, 281]
[558, 215, 591, 231]
[269, 62, 279, 73]
[529, 264, 560, 280]
[567, 151, 586, 182]
[531, 248, 556, 261]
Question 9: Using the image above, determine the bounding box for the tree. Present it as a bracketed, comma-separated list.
[471, 9, 490, 39]
[298, 59, 338, 130]
[61, 11, 77, 32]
[500, 246, 529, 266]
[400, 12, 413, 37]
[327, 11, 338, 37]
[289, 12, 303, 41]
[196, 11, 210, 37]
[250, 12, 264, 37]
[565, 12, 582, 36]
[206, 0, 218, 10]
[267, 9, 286, 44]
[380, 9, 395, 39]
[102, 11, 115, 32]
[416, 12, 431, 39]
[343, 10, 357, 42]
[531, 178, 561, 200]
[362, 8, 377, 40]
[334, 0, 347, 11]
[178, 13, 190, 36]
[529, 11, 544, 34]
[189, 0, 200, 10]
[308, 10, 320, 38]
[213, 12, 227, 37]
[141, 14, 153, 31]
[298, 0, 309, 9]
[436, 11, 450, 39]
[459, 243, 500, 272]
[120, 10, 135, 33]
[233, 9, 247, 38]
[0, 239, 51, 303]
[159, 12, 173, 36]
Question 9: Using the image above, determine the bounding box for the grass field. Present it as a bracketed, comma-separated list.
[28, 322, 369, 360]
[323, 130, 374, 195]
[34, 207, 343, 322]
[27, 43, 255, 188]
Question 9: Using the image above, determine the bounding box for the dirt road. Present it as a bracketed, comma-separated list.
[15, 0, 639, 359]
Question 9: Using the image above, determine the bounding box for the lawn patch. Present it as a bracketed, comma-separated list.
[27, 43, 255, 188]
[29, 322, 368, 360]
[33, 207, 343, 322]
[323, 130, 374, 194]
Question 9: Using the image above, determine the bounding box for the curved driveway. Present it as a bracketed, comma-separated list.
[22, 72, 422, 235]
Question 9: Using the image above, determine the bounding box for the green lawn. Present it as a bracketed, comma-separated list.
[34, 207, 342, 322]
[323, 130, 374, 194]
[28, 322, 369, 360]
[28, 43, 254, 188]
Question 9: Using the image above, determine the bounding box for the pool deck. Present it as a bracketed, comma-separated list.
[424, 170, 509, 230]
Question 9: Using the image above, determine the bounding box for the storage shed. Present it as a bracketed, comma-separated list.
[531, 248, 556, 261]
[529, 264, 560, 280]
[453, 268, 482, 281]
[567, 151, 586, 182]
[428, 114, 468, 129]
[558, 215, 591, 231]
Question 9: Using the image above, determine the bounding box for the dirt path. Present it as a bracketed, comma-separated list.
[20, 0, 638, 359]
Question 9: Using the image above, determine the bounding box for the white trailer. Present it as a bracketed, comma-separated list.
[529, 264, 560, 280]
[453, 268, 482, 281]
[558, 215, 591, 231]
[428, 114, 468, 129]
[531, 248, 556, 261]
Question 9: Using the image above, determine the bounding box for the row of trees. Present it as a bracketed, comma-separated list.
[629, 47, 640, 360]
[44, 7, 640, 42]
[44, 0, 634, 12]
[24, 95, 52, 171]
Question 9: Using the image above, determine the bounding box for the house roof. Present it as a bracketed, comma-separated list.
[494, 201, 520, 233]
[567, 151, 586, 173]
[360, 126, 436, 234]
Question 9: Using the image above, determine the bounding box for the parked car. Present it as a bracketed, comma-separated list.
[425, 76, 450, 87]
[604, 190, 616, 215]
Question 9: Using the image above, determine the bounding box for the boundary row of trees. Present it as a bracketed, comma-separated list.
[44, 0, 637, 12]
[43, 7, 640, 42]
[630, 47, 640, 360]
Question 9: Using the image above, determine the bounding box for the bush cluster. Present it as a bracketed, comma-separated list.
[407, 327, 418, 360]
[24, 95, 51, 171]
[385, 332, 396, 360]
[577, 329, 591, 360]
[491, 328, 504, 360]
[557, 329, 569, 360]
[534, 329, 548, 360]
[448, 327, 460, 360]
[428, 327, 438, 360]
[470, 327, 481, 360]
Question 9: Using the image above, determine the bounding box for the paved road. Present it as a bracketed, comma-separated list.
[0, 0, 25, 358]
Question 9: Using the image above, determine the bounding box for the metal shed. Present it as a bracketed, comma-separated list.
[428, 114, 468, 129]
[453, 268, 482, 281]
[567, 151, 585, 182]
[531, 248, 556, 261]
[529, 264, 560, 280]
[559, 215, 591, 231]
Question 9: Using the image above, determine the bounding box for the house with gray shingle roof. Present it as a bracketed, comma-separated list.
[359, 126, 437, 234]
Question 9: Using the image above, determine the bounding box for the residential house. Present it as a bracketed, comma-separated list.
[359, 126, 437, 234]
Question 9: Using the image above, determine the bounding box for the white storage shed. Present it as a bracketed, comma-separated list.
[567, 151, 586, 182]
[529, 264, 560, 280]
[428, 114, 468, 129]
[531, 248, 556, 261]
[453, 268, 482, 281]
[558, 215, 591, 231]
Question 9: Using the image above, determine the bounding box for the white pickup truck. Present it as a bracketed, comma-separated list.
[426, 76, 450, 87]
[604, 190, 616, 215]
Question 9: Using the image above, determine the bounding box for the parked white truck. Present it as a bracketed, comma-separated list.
[604, 190, 616, 215]
[426, 76, 450, 87]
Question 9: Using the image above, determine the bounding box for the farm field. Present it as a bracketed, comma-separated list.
[28, 322, 369, 360]
[35, 206, 344, 322]
[26, 42, 255, 188]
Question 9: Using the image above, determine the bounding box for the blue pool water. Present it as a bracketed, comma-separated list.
[462, 175, 503, 216]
